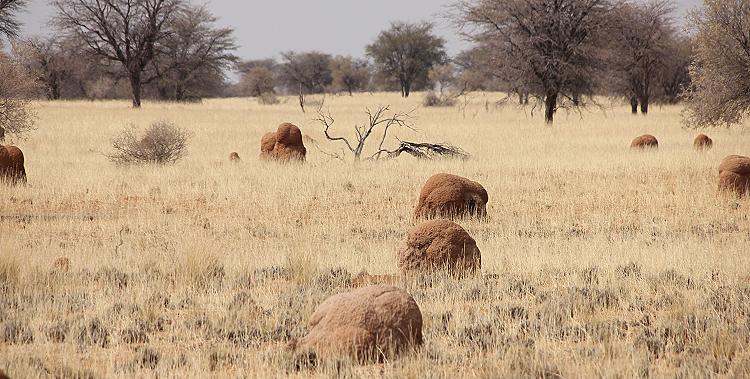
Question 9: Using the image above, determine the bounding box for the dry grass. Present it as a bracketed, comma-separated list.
[1, 93, 750, 378]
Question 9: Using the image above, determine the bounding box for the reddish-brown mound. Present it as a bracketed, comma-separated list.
[398, 219, 481, 275]
[694, 134, 713, 151]
[0, 145, 26, 185]
[414, 173, 488, 220]
[294, 285, 423, 362]
[259, 123, 307, 161]
[260, 132, 277, 158]
[630, 134, 659, 149]
[718, 155, 750, 196]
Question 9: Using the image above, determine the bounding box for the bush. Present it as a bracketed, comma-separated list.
[423, 91, 456, 107]
[108, 121, 190, 165]
[258, 92, 279, 105]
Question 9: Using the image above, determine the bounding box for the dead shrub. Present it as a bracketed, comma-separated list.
[2, 319, 34, 344]
[121, 326, 148, 344]
[259, 92, 280, 105]
[108, 121, 190, 165]
[75, 318, 110, 347]
[423, 91, 457, 107]
[134, 346, 161, 370]
[46, 320, 70, 343]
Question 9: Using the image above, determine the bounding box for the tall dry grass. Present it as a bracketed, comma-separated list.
[1, 93, 749, 377]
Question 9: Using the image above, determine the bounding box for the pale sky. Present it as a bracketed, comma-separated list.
[19, 0, 703, 61]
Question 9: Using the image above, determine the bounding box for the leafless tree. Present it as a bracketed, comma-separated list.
[453, 0, 612, 124]
[52, 0, 183, 108]
[149, 4, 237, 101]
[454, 47, 514, 98]
[0, 0, 27, 39]
[0, 53, 37, 139]
[608, 0, 676, 114]
[428, 64, 456, 94]
[422, 63, 472, 107]
[13, 37, 71, 100]
[684, 0, 750, 127]
[658, 34, 692, 104]
[315, 106, 415, 161]
[366, 22, 447, 98]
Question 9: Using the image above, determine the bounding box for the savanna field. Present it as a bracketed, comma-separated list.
[1, 93, 750, 377]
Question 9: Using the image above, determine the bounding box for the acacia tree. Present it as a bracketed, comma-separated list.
[52, 0, 183, 108]
[366, 22, 446, 98]
[454, 0, 611, 124]
[240, 66, 275, 97]
[150, 5, 237, 101]
[330, 55, 369, 95]
[236, 58, 276, 75]
[278, 51, 332, 94]
[683, 0, 750, 127]
[609, 0, 675, 114]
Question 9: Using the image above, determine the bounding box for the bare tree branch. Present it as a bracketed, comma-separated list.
[315, 105, 416, 161]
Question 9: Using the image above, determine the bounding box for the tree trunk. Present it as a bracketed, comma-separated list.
[129, 71, 143, 108]
[78, 79, 90, 100]
[572, 93, 580, 106]
[639, 96, 649, 114]
[158, 85, 169, 100]
[544, 92, 557, 125]
[51, 82, 61, 100]
[402, 80, 411, 98]
[175, 86, 185, 102]
[641, 72, 650, 114]
[47, 73, 61, 100]
[0, 126, 5, 142]
[630, 97, 638, 114]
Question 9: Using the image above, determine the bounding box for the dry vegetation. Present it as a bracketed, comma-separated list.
[1, 93, 750, 378]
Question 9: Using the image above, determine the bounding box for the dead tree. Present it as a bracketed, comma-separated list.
[315, 105, 414, 161]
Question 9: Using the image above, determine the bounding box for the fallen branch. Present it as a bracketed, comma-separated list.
[380, 140, 470, 160]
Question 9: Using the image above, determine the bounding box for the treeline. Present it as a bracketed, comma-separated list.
[12, 2, 236, 105]
[5, 0, 750, 127]
[8, 0, 691, 114]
